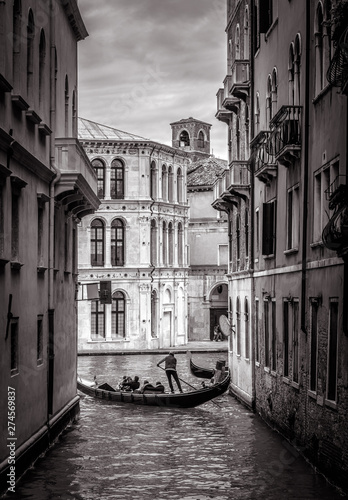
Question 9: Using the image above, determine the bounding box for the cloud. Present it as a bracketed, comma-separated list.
[78, 0, 228, 159]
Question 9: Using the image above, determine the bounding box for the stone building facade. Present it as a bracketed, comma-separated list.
[77, 118, 190, 351]
[0, 1, 99, 492]
[214, 0, 253, 407]
[214, 0, 348, 492]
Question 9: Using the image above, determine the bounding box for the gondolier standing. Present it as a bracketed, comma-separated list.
[157, 352, 183, 393]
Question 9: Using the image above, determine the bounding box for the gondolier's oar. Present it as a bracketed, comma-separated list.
[157, 365, 222, 408]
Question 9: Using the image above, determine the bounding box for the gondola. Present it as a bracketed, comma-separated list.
[77, 371, 230, 408]
[189, 357, 215, 379]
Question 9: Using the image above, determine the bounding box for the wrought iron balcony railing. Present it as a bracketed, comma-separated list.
[267, 105, 302, 166]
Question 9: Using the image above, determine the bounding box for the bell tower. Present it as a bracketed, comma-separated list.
[170, 117, 211, 162]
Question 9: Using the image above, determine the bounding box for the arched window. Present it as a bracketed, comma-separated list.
[236, 214, 241, 263]
[72, 90, 77, 135]
[151, 290, 158, 338]
[112, 291, 125, 339]
[266, 75, 272, 125]
[245, 105, 250, 155]
[236, 116, 241, 159]
[245, 208, 249, 258]
[91, 300, 105, 339]
[27, 10, 35, 97]
[39, 30, 46, 106]
[255, 92, 260, 132]
[168, 222, 173, 265]
[323, 1, 332, 77]
[177, 167, 183, 204]
[168, 166, 174, 202]
[179, 130, 190, 146]
[13, 0, 22, 90]
[111, 219, 124, 266]
[151, 219, 157, 265]
[178, 222, 183, 266]
[288, 43, 295, 105]
[294, 35, 301, 105]
[92, 159, 105, 199]
[315, 2, 324, 94]
[198, 130, 205, 148]
[162, 165, 168, 201]
[244, 297, 250, 358]
[150, 161, 157, 199]
[244, 6, 250, 59]
[90, 218, 104, 266]
[111, 159, 124, 199]
[272, 68, 278, 115]
[235, 25, 241, 60]
[64, 75, 69, 136]
[236, 296, 241, 355]
[162, 221, 167, 265]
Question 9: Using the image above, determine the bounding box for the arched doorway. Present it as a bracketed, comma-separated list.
[209, 283, 228, 340]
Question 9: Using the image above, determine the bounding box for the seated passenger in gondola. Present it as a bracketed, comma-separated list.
[121, 375, 140, 392]
[155, 381, 165, 393]
[140, 380, 155, 393]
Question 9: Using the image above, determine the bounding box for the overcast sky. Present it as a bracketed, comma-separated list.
[77, 0, 228, 160]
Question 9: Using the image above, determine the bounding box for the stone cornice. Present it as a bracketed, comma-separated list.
[60, 0, 88, 41]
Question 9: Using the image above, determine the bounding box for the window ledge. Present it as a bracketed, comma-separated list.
[282, 376, 290, 385]
[308, 390, 317, 400]
[263, 254, 275, 260]
[312, 84, 331, 104]
[291, 381, 299, 390]
[325, 398, 337, 411]
[310, 240, 324, 249]
[284, 248, 299, 256]
[255, 361, 260, 367]
[37, 266, 47, 274]
[11, 369, 19, 377]
[87, 339, 130, 343]
[0, 257, 10, 267]
[271, 370, 277, 377]
[265, 18, 278, 41]
[264, 366, 270, 373]
[10, 261, 24, 270]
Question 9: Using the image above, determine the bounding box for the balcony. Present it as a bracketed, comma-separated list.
[227, 161, 250, 201]
[216, 76, 240, 123]
[55, 138, 100, 217]
[268, 106, 302, 167]
[250, 131, 277, 185]
[322, 176, 348, 257]
[230, 60, 250, 102]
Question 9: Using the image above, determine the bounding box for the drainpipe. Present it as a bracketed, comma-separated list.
[301, 0, 310, 335]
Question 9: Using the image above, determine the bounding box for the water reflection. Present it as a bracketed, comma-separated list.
[9, 353, 345, 500]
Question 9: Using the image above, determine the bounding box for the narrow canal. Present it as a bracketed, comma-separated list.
[8, 353, 345, 500]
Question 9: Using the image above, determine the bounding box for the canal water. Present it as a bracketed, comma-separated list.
[7, 352, 346, 500]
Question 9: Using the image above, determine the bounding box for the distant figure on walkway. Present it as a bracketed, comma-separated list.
[213, 324, 223, 341]
[157, 352, 183, 393]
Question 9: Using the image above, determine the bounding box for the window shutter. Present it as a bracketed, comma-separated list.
[262, 202, 274, 255]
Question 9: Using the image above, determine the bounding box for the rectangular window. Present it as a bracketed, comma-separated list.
[37, 205, 44, 266]
[292, 300, 299, 383]
[262, 200, 276, 256]
[271, 300, 277, 371]
[255, 208, 260, 256]
[11, 319, 19, 375]
[91, 301, 105, 339]
[11, 193, 19, 260]
[72, 228, 77, 274]
[327, 299, 338, 401]
[287, 185, 299, 250]
[245, 298, 250, 359]
[310, 300, 318, 392]
[313, 166, 331, 243]
[283, 300, 289, 377]
[264, 300, 270, 367]
[37, 315, 43, 365]
[218, 244, 228, 266]
[236, 297, 241, 355]
[259, 0, 273, 33]
[255, 299, 260, 363]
